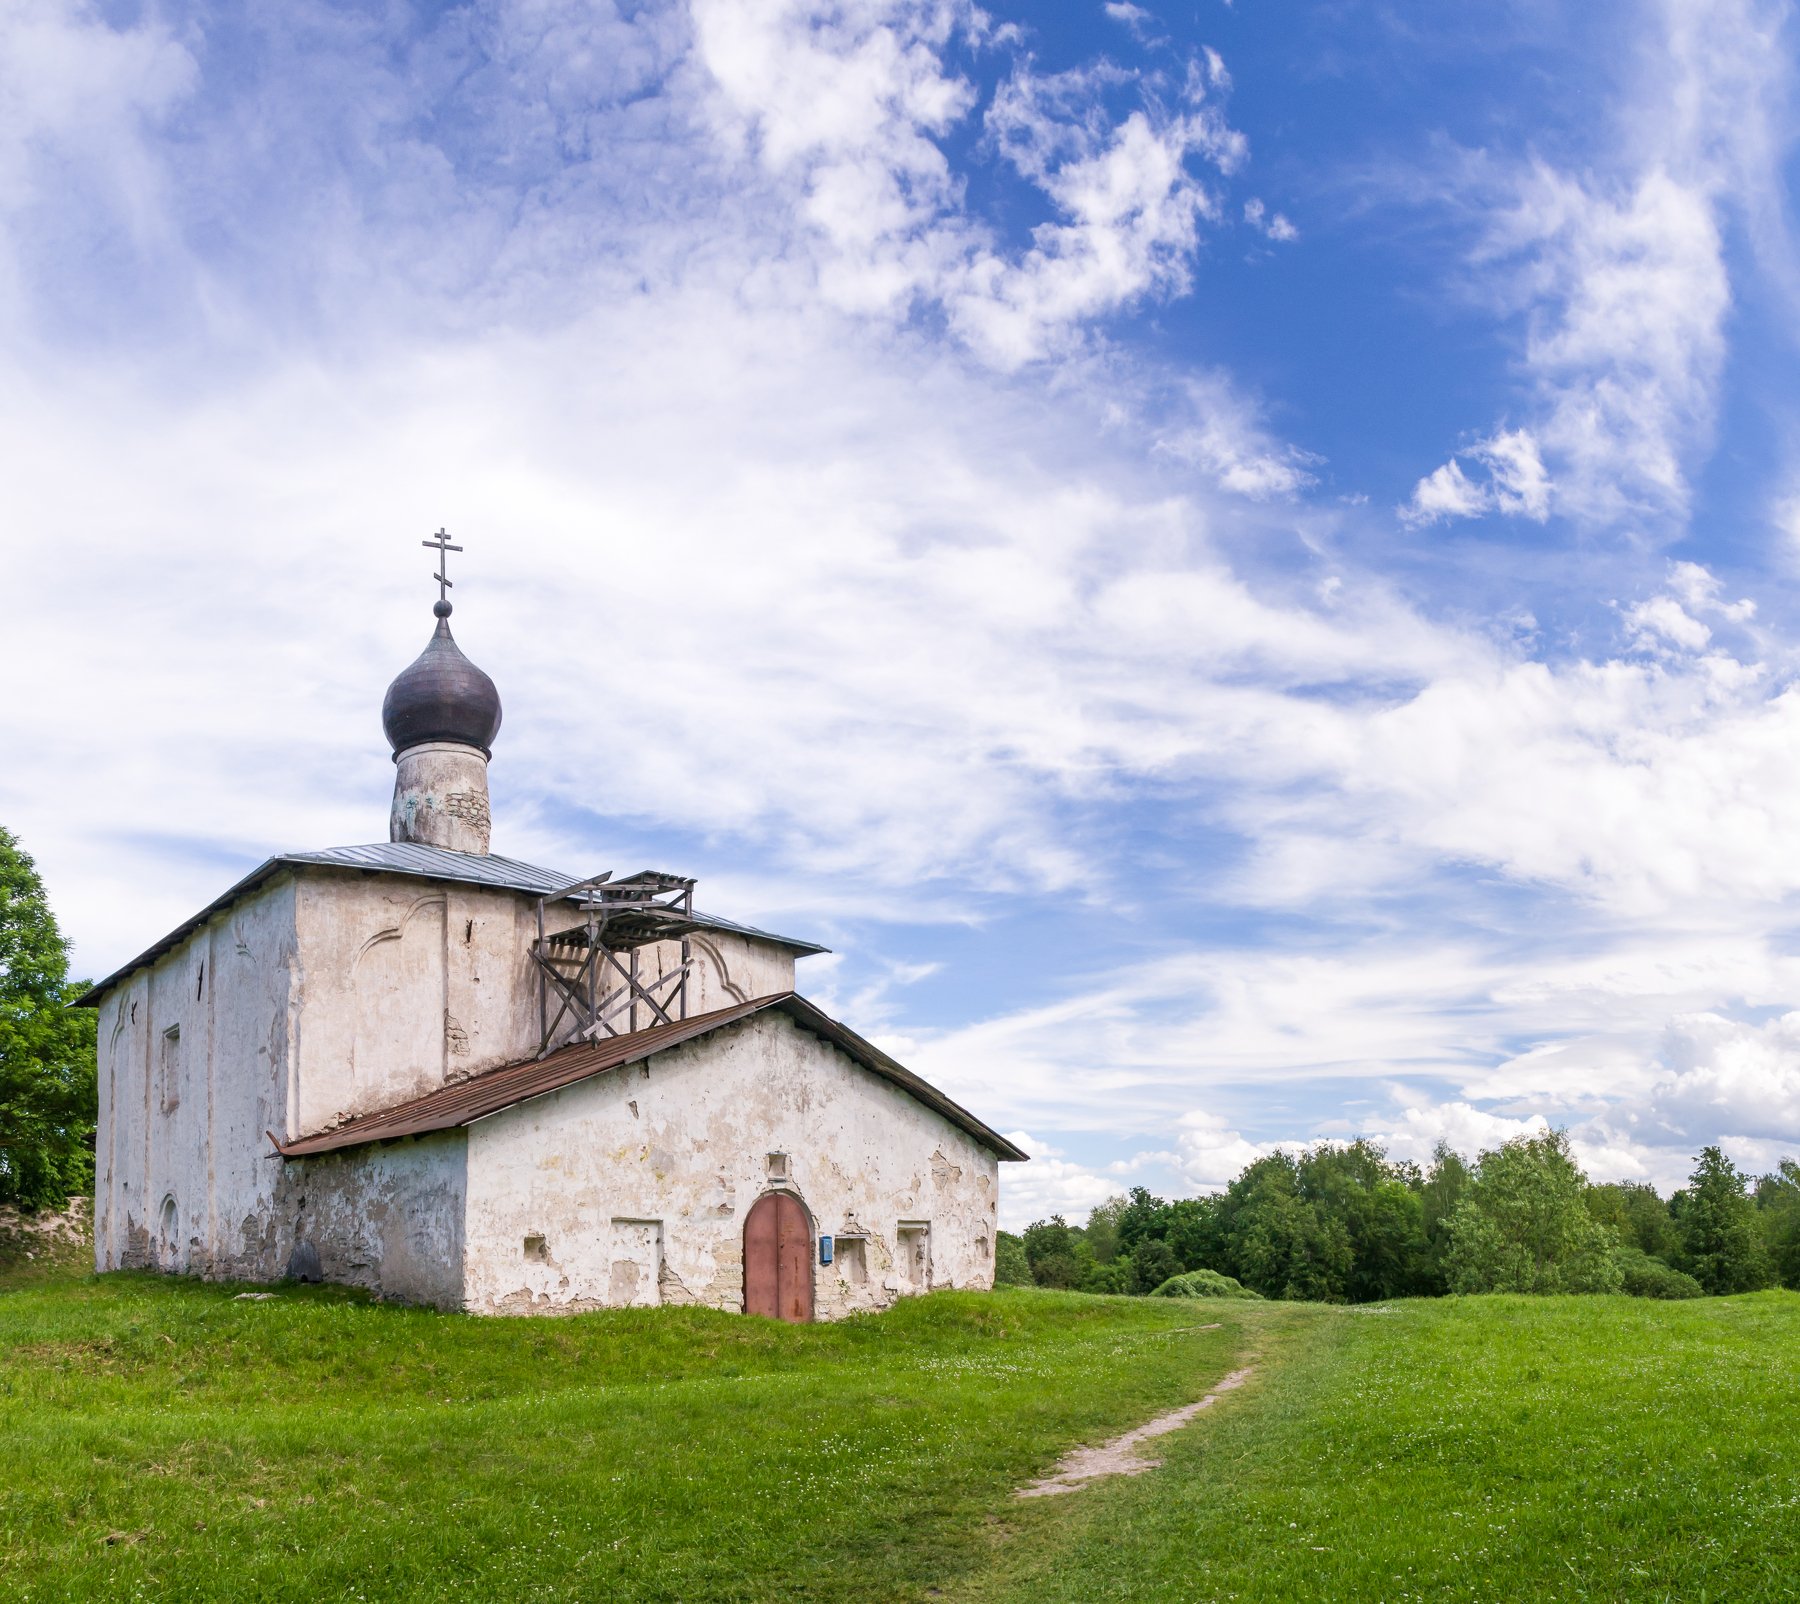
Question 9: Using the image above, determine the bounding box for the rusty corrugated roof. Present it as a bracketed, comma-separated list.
[269, 992, 1027, 1162]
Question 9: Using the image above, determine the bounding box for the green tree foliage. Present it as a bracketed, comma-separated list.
[1198, 1142, 1429, 1302]
[1009, 1134, 1787, 1304]
[1443, 1131, 1623, 1294]
[1077, 1259, 1131, 1295]
[993, 1230, 1032, 1286]
[1675, 1147, 1773, 1294]
[0, 828, 97, 1211]
[1021, 1215, 1084, 1289]
[1082, 1196, 1126, 1265]
[1419, 1143, 1470, 1281]
[1126, 1238, 1180, 1294]
[1114, 1186, 1172, 1258]
[1164, 1195, 1223, 1271]
[1586, 1180, 1681, 1261]
[1753, 1161, 1800, 1290]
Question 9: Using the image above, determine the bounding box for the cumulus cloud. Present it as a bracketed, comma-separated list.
[4, 0, 1800, 1219]
[1403, 428, 1550, 525]
[692, 0, 1253, 367]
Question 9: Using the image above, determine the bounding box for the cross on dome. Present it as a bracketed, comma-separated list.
[423, 527, 463, 617]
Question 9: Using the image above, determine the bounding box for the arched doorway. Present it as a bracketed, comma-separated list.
[743, 1191, 814, 1323]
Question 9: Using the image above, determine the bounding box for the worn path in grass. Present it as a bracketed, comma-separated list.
[965, 1291, 1800, 1603]
[0, 1271, 1268, 1602]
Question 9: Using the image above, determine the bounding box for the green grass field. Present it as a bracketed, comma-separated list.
[3, 1261, 1796, 1601]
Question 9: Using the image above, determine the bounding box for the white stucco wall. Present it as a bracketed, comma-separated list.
[94, 875, 299, 1278]
[460, 1010, 1000, 1318]
[96, 862, 808, 1294]
[291, 873, 542, 1133]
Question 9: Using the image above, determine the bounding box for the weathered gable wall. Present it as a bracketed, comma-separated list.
[459, 1010, 999, 1317]
[289, 874, 801, 1135]
[291, 873, 541, 1133]
[94, 875, 299, 1278]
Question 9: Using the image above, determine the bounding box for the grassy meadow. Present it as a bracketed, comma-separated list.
[2, 1260, 1796, 1601]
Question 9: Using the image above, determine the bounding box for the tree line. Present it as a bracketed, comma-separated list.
[997, 1131, 1800, 1300]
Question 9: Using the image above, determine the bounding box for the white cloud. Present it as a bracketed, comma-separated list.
[1403, 428, 1549, 525]
[1409, 0, 1792, 531]
[996, 1135, 1125, 1228]
[692, 1, 1252, 367]
[1172, 1112, 1280, 1191]
[2, 0, 1799, 1221]
[1626, 596, 1712, 652]
[1405, 458, 1487, 524]
[1242, 197, 1297, 242]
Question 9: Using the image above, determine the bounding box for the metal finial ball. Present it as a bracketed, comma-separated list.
[434, 599, 453, 618]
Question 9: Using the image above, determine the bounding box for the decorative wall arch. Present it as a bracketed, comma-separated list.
[350, 894, 448, 973]
[349, 894, 449, 1085]
[688, 934, 750, 1006]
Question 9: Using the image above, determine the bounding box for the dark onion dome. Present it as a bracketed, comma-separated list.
[381, 601, 503, 757]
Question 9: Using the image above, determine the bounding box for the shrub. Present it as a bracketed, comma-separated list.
[1080, 1259, 1132, 1295]
[993, 1231, 1032, 1287]
[1150, 1268, 1263, 1300]
[1613, 1246, 1702, 1299]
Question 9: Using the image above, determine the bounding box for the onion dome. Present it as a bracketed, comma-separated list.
[381, 600, 503, 757]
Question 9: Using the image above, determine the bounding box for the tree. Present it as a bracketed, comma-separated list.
[1115, 1186, 1173, 1255]
[1164, 1195, 1225, 1272]
[0, 827, 97, 1210]
[1419, 1143, 1471, 1288]
[1296, 1141, 1431, 1301]
[1442, 1131, 1622, 1294]
[1083, 1196, 1127, 1265]
[1753, 1161, 1800, 1290]
[1221, 1153, 1356, 1301]
[1126, 1238, 1180, 1294]
[1586, 1181, 1679, 1261]
[1676, 1147, 1773, 1295]
[1021, 1215, 1084, 1289]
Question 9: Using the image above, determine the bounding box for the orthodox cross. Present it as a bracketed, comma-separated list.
[422, 528, 463, 605]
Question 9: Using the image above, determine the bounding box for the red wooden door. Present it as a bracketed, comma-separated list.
[744, 1192, 814, 1323]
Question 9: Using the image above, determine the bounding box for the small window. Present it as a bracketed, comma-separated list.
[766, 1152, 790, 1182]
[896, 1223, 931, 1291]
[523, 1234, 548, 1263]
[158, 1026, 181, 1116]
[836, 1237, 868, 1286]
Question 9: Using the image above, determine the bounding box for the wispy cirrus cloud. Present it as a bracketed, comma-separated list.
[1405, 0, 1795, 534]
[5, 0, 1800, 1230]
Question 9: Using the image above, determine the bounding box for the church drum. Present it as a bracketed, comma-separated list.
[743, 1191, 814, 1323]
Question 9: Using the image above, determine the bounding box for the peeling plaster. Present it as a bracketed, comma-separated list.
[95, 865, 1002, 1317]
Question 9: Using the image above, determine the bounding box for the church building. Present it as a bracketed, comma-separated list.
[82, 544, 1024, 1319]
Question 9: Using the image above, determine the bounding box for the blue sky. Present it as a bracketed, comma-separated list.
[6, 0, 1800, 1225]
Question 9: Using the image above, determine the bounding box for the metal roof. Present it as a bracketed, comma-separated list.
[76, 842, 829, 1006]
[268, 992, 1027, 1162]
